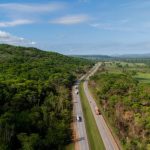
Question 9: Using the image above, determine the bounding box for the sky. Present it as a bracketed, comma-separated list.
[1, 0, 150, 55]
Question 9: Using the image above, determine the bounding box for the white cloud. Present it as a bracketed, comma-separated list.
[0, 3, 65, 13]
[30, 41, 36, 45]
[0, 19, 34, 27]
[90, 22, 133, 31]
[50, 14, 90, 25]
[0, 30, 36, 45]
[90, 21, 150, 33]
[0, 31, 10, 38]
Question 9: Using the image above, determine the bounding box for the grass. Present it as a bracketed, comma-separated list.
[134, 73, 150, 83]
[112, 61, 146, 67]
[104, 62, 150, 84]
[79, 82, 105, 150]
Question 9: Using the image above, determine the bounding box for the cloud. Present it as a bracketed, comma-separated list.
[0, 30, 36, 45]
[0, 19, 34, 27]
[0, 3, 65, 13]
[50, 14, 90, 25]
[30, 41, 36, 45]
[0, 31, 10, 39]
[90, 20, 150, 33]
[90, 22, 133, 32]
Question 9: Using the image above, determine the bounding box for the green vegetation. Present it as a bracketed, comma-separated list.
[88, 85, 122, 149]
[135, 73, 150, 83]
[89, 62, 150, 150]
[79, 82, 105, 150]
[73, 55, 112, 61]
[0, 44, 93, 150]
[65, 143, 74, 150]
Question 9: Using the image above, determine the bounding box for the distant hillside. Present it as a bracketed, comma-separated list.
[72, 55, 112, 60]
[114, 53, 150, 58]
[73, 54, 150, 61]
[0, 44, 90, 64]
[0, 44, 93, 150]
[0, 44, 93, 79]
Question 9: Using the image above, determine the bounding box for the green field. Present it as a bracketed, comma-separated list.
[104, 61, 150, 83]
[135, 73, 150, 83]
[79, 82, 105, 150]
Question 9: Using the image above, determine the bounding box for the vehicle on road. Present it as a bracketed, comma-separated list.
[76, 115, 82, 122]
[75, 85, 78, 89]
[75, 90, 79, 94]
[95, 106, 101, 115]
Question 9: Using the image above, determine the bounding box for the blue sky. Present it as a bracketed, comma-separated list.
[0, 0, 150, 55]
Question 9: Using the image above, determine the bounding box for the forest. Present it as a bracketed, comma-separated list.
[0, 44, 93, 150]
[90, 62, 150, 150]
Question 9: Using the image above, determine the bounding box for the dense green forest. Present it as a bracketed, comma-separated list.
[90, 62, 150, 150]
[0, 44, 93, 150]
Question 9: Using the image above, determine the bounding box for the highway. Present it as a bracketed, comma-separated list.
[83, 63, 120, 150]
[73, 82, 89, 150]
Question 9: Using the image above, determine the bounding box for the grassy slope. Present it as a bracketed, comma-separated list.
[135, 73, 150, 83]
[79, 82, 105, 150]
[106, 62, 150, 83]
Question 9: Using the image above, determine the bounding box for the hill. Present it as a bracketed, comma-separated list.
[72, 54, 112, 60]
[114, 53, 150, 58]
[0, 44, 93, 150]
[73, 54, 150, 61]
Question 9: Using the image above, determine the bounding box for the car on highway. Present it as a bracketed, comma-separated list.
[75, 90, 79, 94]
[75, 85, 78, 89]
[76, 115, 82, 122]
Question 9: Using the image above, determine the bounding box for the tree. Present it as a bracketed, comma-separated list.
[17, 133, 40, 150]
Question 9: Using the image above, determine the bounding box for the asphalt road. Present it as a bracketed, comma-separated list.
[83, 63, 120, 150]
[73, 83, 89, 150]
